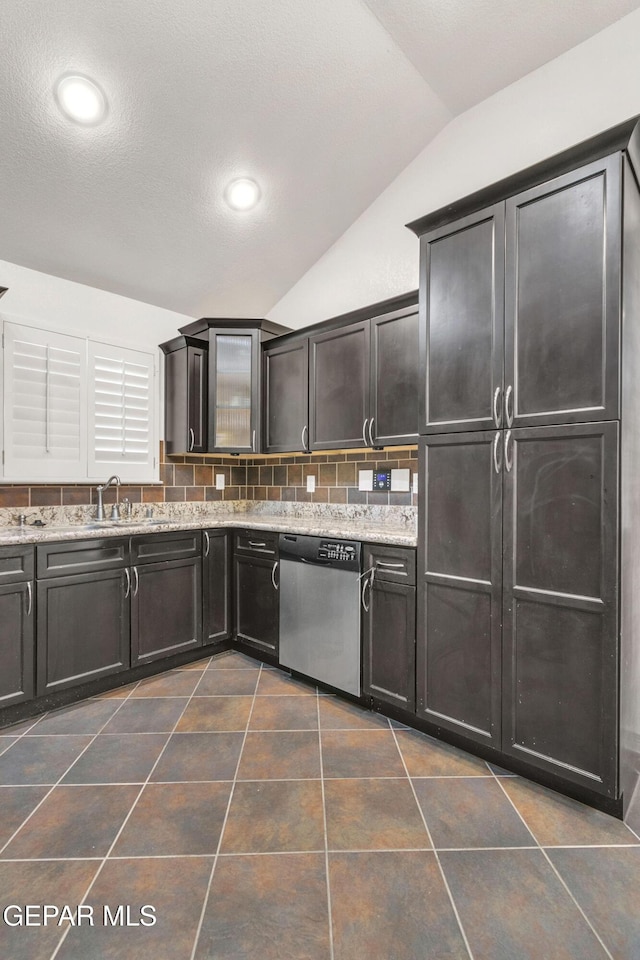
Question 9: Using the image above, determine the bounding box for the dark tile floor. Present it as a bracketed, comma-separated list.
[0, 649, 639, 959]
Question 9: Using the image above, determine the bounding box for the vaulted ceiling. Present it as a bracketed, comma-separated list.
[1, 0, 637, 318]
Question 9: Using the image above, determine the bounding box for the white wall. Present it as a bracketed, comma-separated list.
[0, 259, 190, 350]
[268, 8, 640, 328]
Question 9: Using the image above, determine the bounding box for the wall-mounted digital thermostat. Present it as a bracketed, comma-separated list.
[374, 470, 391, 491]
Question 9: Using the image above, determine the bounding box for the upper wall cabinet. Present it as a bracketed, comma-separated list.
[263, 337, 309, 454]
[166, 318, 290, 455]
[3, 321, 158, 483]
[419, 155, 621, 433]
[160, 335, 208, 455]
[303, 296, 419, 452]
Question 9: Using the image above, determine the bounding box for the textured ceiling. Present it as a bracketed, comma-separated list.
[0, 0, 637, 319]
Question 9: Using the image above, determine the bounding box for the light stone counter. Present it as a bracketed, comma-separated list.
[0, 501, 417, 548]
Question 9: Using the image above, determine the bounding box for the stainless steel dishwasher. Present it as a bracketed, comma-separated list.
[278, 534, 362, 696]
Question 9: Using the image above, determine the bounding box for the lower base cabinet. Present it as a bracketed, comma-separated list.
[0, 545, 35, 707]
[35, 539, 130, 696]
[362, 544, 416, 711]
[203, 529, 232, 646]
[131, 532, 203, 666]
[234, 530, 279, 655]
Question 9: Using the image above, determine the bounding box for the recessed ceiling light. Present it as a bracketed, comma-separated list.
[224, 178, 261, 211]
[54, 74, 107, 124]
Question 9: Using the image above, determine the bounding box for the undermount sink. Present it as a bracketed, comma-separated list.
[84, 518, 166, 528]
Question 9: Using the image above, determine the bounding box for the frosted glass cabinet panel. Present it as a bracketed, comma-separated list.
[209, 329, 259, 453]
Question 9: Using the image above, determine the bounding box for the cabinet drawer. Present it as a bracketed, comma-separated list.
[363, 544, 415, 585]
[0, 544, 34, 584]
[37, 538, 129, 579]
[132, 531, 201, 564]
[234, 530, 278, 557]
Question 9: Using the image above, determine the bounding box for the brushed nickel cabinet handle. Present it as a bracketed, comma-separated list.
[493, 431, 502, 474]
[505, 430, 513, 473]
[26, 581, 32, 617]
[301, 424, 308, 451]
[505, 385, 514, 428]
[376, 561, 404, 569]
[368, 417, 375, 447]
[204, 531, 210, 558]
[362, 418, 369, 447]
[189, 427, 195, 452]
[252, 429, 256, 452]
[124, 567, 131, 599]
[493, 386, 502, 428]
[271, 560, 279, 590]
[133, 566, 139, 596]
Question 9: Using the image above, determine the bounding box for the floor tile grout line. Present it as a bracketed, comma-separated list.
[389, 723, 476, 960]
[317, 684, 335, 960]
[47, 656, 213, 960]
[188, 659, 264, 960]
[491, 774, 616, 960]
[0, 691, 136, 860]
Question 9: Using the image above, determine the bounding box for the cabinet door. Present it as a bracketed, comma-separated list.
[0, 581, 34, 707]
[502, 422, 619, 796]
[36, 569, 130, 695]
[263, 338, 309, 453]
[420, 206, 504, 434]
[131, 557, 202, 665]
[309, 321, 370, 450]
[505, 155, 621, 427]
[209, 328, 260, 453]
[370, 307, 419, 445]
[417, 431, 502, 747]
[164, 344, 207, 455]
[362, 578, 415, 711]
[234, 553, 279, 654]
[203, 530, 232, 646]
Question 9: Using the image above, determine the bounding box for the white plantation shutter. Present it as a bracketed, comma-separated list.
[88, 342, 157, 481]
[3, 323, 87, 480]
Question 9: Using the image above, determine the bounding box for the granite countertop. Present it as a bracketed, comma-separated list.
[0, 505, 417, 548]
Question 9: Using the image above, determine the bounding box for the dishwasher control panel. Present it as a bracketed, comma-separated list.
[279, 534, 361, 571]
[318, 541, 356, 562]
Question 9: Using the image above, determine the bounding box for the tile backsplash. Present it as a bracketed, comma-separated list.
[0, 444, 418, 510]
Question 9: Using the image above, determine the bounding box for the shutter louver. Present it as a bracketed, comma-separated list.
[88, 342, 157, 481]
[3, 323, 86, 480]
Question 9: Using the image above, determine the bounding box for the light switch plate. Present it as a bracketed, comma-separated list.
[215, 473, 225, 490]
[412, 473, 419, 494]
[306, 475, 316, 492]
[358, 470, 373, 492]
[391, 468, 410, 492]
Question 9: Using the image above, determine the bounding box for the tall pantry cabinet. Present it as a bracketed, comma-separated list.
[409, 116, 640, 813]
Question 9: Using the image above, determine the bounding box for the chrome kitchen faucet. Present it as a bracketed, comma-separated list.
[95, 475, 121, 520]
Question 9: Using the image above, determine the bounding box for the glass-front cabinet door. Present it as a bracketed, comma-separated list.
[208, 328, 260, 453]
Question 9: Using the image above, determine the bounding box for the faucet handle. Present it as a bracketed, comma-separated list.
[110, 502, 120, 521]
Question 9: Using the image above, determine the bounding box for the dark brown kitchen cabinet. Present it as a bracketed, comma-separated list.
[36, 539, 130, 696]
[234, 531, 279, 654]
[418, 422, 618, 795]
[501, 422, 619, 794]
[203, 529, 232, 646]
[263, 338, 309, 453]
[362, 544, 416, 711]
[417, 432, 502, 748]
[131, 531, 202, 666]
[160, 335, 207, 454]
[419, 155, 620, 434]
[0, 545, 35, 707]
[369, 305, 420, 446]
[309, 320, 370, 450]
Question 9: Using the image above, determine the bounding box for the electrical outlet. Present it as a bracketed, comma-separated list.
[391, 468, 410, 492]
[215, 474, 225, 490]
[358, 470, 373, 492]
[306, 474, 316, 492]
